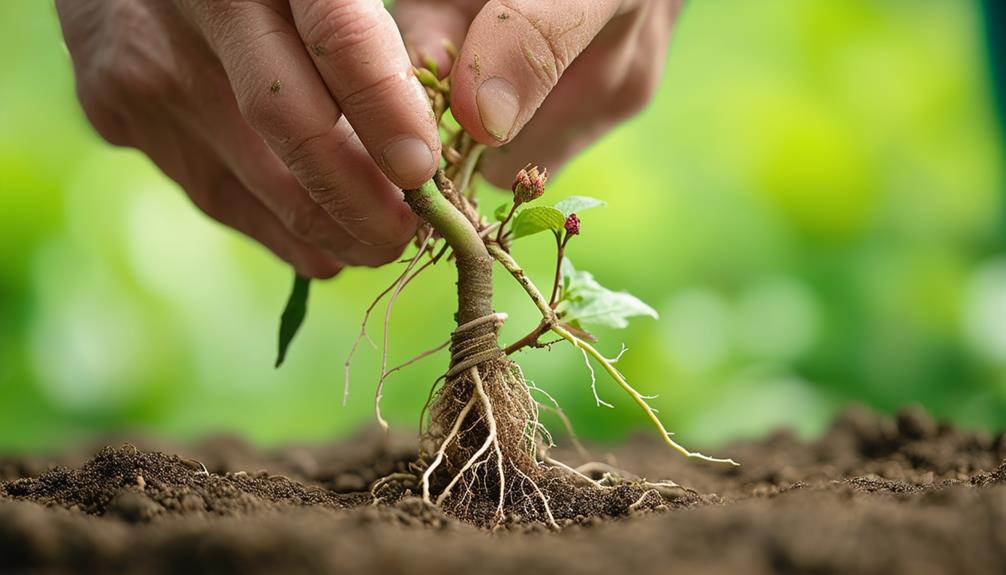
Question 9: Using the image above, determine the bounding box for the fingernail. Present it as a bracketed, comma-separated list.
[383, 137, 435, 185]
[477, 77, 520, 141]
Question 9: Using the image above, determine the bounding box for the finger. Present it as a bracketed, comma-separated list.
[123, 109, 343, 278]
[393, 0, 483, 75]
[167, 49, 413, 266]
[480, 1, 673, 185]
[200, 173, 345, 278]
[289, 0, 441, 188]
[450, 0, 623, 145]
[176, 0, 417, 249]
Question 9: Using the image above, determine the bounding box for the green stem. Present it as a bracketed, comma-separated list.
[456, 143, 487, 199]
[404, 176, 493, 325]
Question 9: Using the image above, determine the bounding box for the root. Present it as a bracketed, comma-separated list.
[420, 394, 476, 503]
[344, 236, 436, 407]
[375, 237, 433, 430]
[434, 368, 500, 507]
[472, 367, 507, 521]
[489, 242, 738, 466]
[412, 312, 669, 528]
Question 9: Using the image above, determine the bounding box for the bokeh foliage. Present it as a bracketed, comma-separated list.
[0, 0, 1003, 451]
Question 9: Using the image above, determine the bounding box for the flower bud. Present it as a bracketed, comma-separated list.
[564, 213, 581, 236]
[512, 164, 548, 204]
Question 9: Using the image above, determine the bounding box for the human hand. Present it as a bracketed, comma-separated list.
[395, 0, 682, 186]
[56, 0, 443, 278]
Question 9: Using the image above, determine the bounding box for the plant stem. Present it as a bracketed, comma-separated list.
[550, 324, 738, 466]
[404, 176, 493, 325]
[455, 143, 487, 199]
[488, 243, 738, 466]
[504, 319, 552, 355]
[495, 203, 519, 246]
[548, 232, 567, 308]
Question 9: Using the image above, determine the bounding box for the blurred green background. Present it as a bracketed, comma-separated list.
[1, 0, 1003, 452]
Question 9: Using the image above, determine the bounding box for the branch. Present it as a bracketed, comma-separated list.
[487, 243, 738, 466]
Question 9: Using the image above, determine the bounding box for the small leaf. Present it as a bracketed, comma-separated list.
[421, 55, 439, 78]
[414, 67, 442, 90]
[494, 202, 513, 222]
[511, 206, 565, 239]
[276, 273, 311, 368]
[554, 196, 606, 217]
[556, 259, 658, 329]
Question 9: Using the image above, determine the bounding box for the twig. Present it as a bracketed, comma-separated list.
[487, 243, 739, 466]
[548, 232, 571, 308]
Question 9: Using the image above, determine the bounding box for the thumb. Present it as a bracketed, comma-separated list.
[394, 0, 481, 77]
[450, 0, 623, 145]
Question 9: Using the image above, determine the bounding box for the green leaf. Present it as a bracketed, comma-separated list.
[494, 202, 513, 222]
[275, 273, 311, 368]
[511, 206, 565, 239]
[421, 55, 439, 78]
[414, 67, 441, 90]
[556, 259, 658, 329]
[554, 196, 606, 217]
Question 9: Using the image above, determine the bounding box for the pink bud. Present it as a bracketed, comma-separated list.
[512, 164, 548, 204]
[564, 213, 581, 236]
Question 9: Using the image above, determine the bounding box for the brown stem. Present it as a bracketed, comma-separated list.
[548, 232, 567, 308]
[495, 203, 519, 246]
[504, 318, 555, 355]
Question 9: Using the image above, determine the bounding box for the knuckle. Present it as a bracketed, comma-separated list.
[236, 81, 285, 136]
[188, 183, 224, 222]
[346, 243, 407, 268]
[300, 260, 342, 279]
[338, 72, 403, 113]
[99, 7, 183, 102]
[309, 184, 412, 249]
[76, 89, 130, 146]
[611, 72, 660, 120]
[301, 0, 385, 57]
[283, 202, 328, 243]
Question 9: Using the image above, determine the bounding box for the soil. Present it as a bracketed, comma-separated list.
[1, 404, 1004, 575]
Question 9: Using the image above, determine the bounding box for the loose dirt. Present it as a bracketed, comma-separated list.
[2, 405, 1004, 574]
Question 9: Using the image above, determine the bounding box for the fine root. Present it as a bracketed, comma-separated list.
[408, 313, 669, 528]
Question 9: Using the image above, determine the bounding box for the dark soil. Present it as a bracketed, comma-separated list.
[2, 405, 1004, 575]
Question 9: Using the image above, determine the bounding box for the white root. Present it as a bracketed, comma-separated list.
[579, 346, 613, 409]
[435, 372, 499, 506]
[628, 489, 662, 512]
[375, 236, 432, 430]
[513, 465, 559, 530]
[420, 394, 477, 503]
[345, 236, 435, 407]
[471, 367, 507, 521]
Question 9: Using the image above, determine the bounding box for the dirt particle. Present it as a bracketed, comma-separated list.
[270, 80, 282, 94]
[309, 43, 325, 56]
[896, 405, 937, 440]
[469, 54, 481, 77]
[498, 12, 509, 20]
[107, 490, 163, 523]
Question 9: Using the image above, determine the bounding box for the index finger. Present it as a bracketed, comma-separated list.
[290, 0, 441, 189]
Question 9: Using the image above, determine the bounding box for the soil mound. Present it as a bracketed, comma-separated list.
[2, 405, 1004, 574]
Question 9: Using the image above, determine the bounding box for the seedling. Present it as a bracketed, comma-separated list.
[276, 62, 736, 528]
